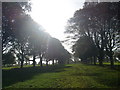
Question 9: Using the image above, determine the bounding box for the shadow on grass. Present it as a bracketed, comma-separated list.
[74, 63, 120, 88]
[72, 72, 101, 76]
[2, 65, 72, 88]
[86, 63, 120, 71]
[105, 65, 120, 71]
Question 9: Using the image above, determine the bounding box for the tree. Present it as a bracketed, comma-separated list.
[2, 2, 31, 53]
[72, 36, 97, 64]
[11, 15, 38, 68]
[2, 2, 49, 68]
[2, 2, 71, 68]
[3, 51, 16, 66]
[65, 2, 120, 68]
[28, 28, 50, 67]
[46, 37, 71, 65]
[62, 49, 71, 64]
[2, 2, 31, 68]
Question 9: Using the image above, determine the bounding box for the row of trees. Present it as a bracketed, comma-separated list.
[2, 2, 71, 68]
[65, 2, 120, 68]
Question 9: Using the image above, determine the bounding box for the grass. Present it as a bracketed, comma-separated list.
[96, 62, 120, 65]
[2, 63, 120, 88]
[2, 65, 35, 70]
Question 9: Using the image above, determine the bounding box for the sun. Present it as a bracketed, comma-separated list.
[30, 0, 84, 53]
[30, 0, 79, 40]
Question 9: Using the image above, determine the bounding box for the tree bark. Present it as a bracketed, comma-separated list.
[20, 60, 23, 68]
[20, 46, 24, 68]
[39, 55, 42, 67]
[110, 57, 114, 68]
[110, 51, 114, 68]
[25, 60, 27, 65]
[52, 60, 54, 65]
[99, 58, 103, 66]
[33, 55, 36, 67]
[46, 60, 48, 66]
[98, 50, 104, 66]
[20, 52, 24, 68]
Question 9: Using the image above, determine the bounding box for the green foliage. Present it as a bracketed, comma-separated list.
[2, 2, 31, 53]
[65, 2, 120, 67]
[73, 36, 97, 61]
[46, 37, 71, 64]
[2, 2, 70, 68]
[2, 52, 16, 66]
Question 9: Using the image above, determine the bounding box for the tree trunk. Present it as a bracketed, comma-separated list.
[98, 50, 104, 66]
[33, 55, 36, 67]
[25, 60, 27, 65]
[46, 60, 48, 66]
[93, 56, 96, 65]
[20, 60, 23, 68]
[52, 60, 54, 65]
[20, 53, 24, 68]
[39, 55, 42, 67]
[110, 53, 114, 68]
[99, 58, 103, 66]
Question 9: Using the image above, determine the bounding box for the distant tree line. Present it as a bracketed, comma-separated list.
[2, 2, 71, 68]
[65, 2, 120, 68]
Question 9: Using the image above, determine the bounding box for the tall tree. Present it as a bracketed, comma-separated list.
[2, 2, 31, 68]
[72, 36, 97, 63]
[2, 2, 31, 53]
[65, 2, 120, 67]
[46, 37, 71, 65]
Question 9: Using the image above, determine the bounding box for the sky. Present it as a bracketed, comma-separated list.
[30, 0, 85, 53]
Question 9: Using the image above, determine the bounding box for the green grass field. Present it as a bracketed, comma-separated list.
[2, 63, 120, 88]
[96, 62, 120, 65]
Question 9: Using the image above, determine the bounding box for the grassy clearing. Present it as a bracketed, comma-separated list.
[96, 62, 120, 65]
[3, 63, 120, 88]
[2, 65, 36, 70]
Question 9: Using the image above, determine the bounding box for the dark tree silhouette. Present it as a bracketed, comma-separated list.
[2, 2, 31, 68]
[65, 2, 120, 68]
[2, 2, 71, 68]
[2, 2, 31, 53]
[2, 51, 16, 66]
[46, 37, 71, 65]
[72, 36, 97, 64]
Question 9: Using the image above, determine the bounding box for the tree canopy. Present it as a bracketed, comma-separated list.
[65, 2, 120, 67]
[2, 2, 71, 68]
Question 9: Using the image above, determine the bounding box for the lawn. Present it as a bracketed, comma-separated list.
[2, 63, 120, 88]
[96, 62, 120, 65]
